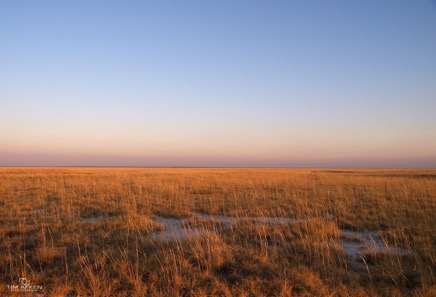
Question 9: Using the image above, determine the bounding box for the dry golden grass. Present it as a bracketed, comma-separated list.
[0, 167, 435, 296]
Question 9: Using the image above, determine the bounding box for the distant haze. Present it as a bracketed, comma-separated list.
[1, 1, 436, 167]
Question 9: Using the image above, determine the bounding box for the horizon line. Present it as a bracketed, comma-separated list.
[1, 166, 435, 170]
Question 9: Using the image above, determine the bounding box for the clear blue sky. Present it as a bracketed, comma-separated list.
[1, 0, 436, 167]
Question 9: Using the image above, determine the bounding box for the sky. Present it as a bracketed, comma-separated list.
[1, 0, 436, 167]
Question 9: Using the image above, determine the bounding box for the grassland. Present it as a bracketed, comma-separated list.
[0, 167, 435, 296]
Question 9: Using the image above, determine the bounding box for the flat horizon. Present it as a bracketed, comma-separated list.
[0, 165, 436, 171]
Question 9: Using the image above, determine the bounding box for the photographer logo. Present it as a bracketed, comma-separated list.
[7, 277, 43, 292]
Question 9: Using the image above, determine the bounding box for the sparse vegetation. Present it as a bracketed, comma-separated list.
[0, 168, 435, 296]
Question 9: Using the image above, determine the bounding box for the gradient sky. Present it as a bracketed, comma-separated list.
[1, 0, 436, 167]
